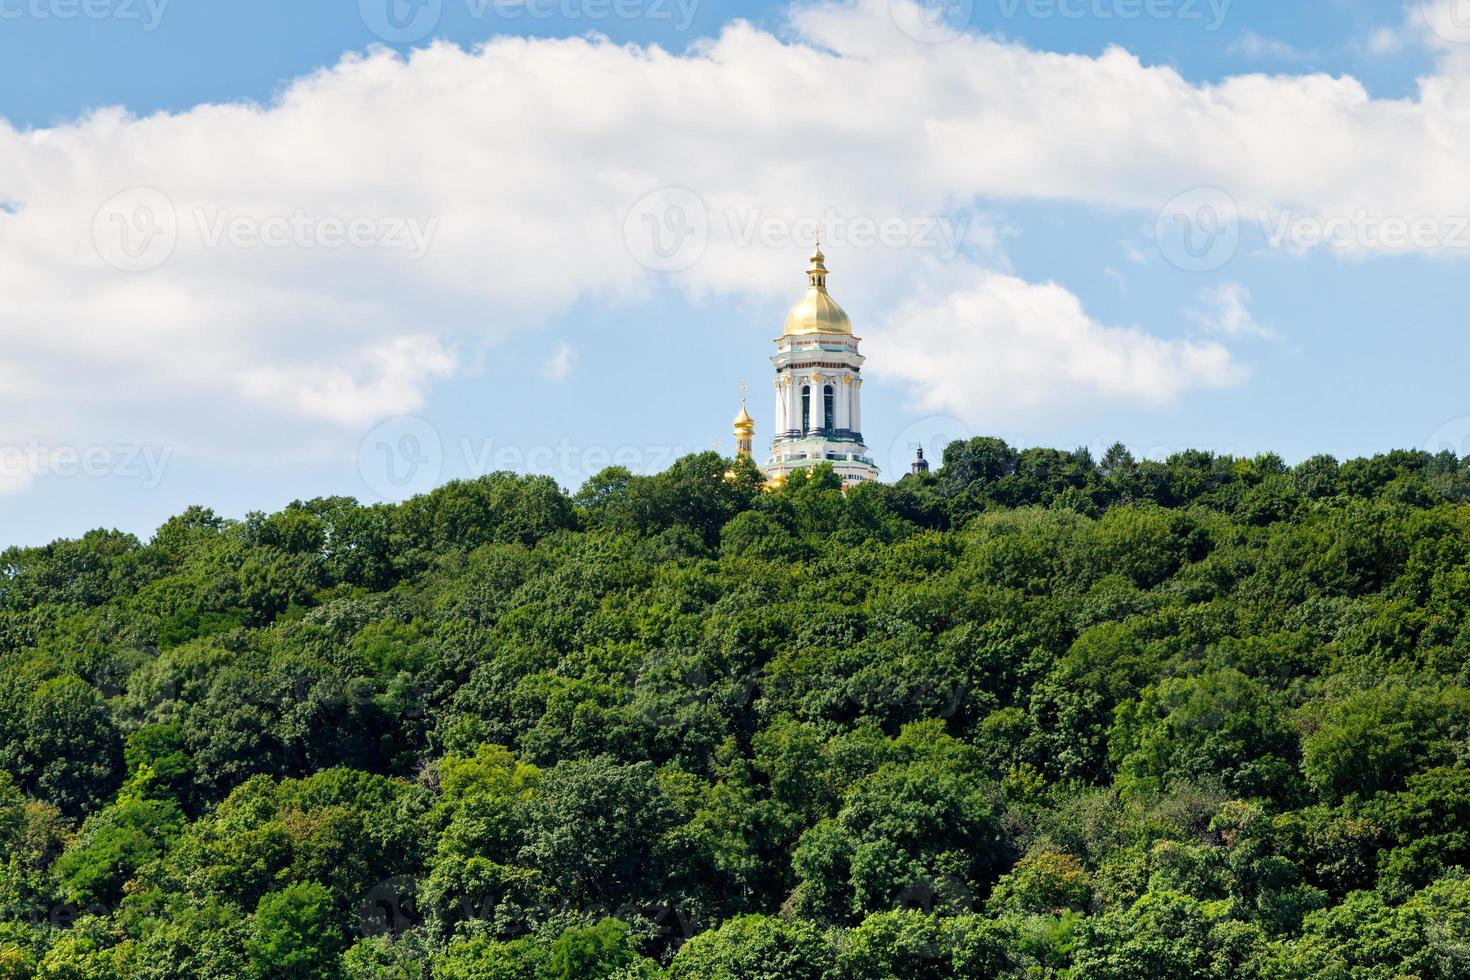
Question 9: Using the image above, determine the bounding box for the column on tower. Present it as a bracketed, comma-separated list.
[811, 375, 824, 434]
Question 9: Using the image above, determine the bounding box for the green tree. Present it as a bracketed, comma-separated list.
[667, 915, 829, 980]
[246, 882, 347, 980]
[1071, 891, 1267, 980]
[54, 778, 184, 906]
[19, 676, 122, 815]
[548, 918, 640, 979]
[1109, 670, 1301, 802]
[520, 757, 679, 911]
[791, 725, 1000, 922]
[1301, 682, 1470, 803]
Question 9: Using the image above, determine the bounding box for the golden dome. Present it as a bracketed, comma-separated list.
[783, 245, 852, 336]
[732, 399, 755, 431]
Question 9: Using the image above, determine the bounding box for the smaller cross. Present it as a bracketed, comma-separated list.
[738, 379, 750, 398]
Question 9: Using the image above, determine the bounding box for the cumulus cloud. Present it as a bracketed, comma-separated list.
[867, 271, 1243, 424]
[1359, 0, 1470, 55]
[1415, 0, 1470, 48]
[3, 0, 1470, 470]
[1365, 25, 1409, 57]
[1190, 283, 1277, 341]
[238, 336, 457, 425]
[1231, 31, 1310, 62]
[541, 341, 577, 381]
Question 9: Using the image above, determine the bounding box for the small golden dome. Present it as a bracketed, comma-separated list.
[733, 399, 755, 430]
[783, 245, 852, 336]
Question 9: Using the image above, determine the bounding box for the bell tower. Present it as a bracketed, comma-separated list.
[733, 394, 755, 460]
[764, 246, 880, 486]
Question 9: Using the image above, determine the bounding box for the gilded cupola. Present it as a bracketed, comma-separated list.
[782, 245, 852, 337]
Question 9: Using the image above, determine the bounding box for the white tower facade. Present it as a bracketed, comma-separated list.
[764, 247, 881, 486]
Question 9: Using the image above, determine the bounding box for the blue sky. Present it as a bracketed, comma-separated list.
[0, 0, 1466, 545]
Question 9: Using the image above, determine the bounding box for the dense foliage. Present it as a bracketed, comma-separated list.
[4, 440, 1470, 977]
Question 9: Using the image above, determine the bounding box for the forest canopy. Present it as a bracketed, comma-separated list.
[3, 439, 1470, 978]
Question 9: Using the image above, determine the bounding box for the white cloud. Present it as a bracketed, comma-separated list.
[1190, 282, 1277, 341]
[1362, 0, 1470, 54]
[1365, 25, 1408, 56]
[4, 0, 1470, 469]
[542, 341, 577, 381]
[238, 335, 457, 425]
[867, 271, 1244, 424]
[1414, 0, 1470, 48]
[1231, 31, 1310, 62]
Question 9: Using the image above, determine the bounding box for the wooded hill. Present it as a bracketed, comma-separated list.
[2, 440, 1470, 978]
